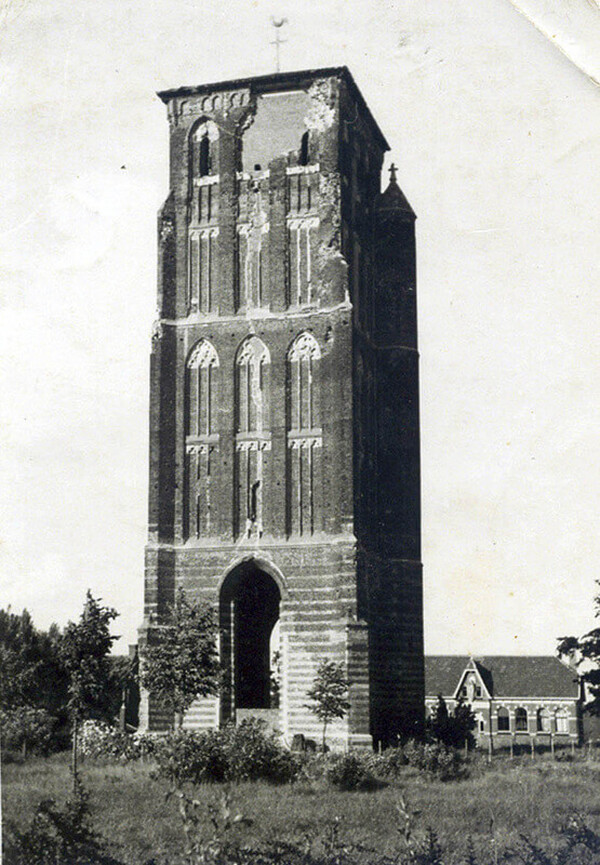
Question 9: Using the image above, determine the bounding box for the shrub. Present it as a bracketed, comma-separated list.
[130, 729, 162, 759]
[154, 729, 228, 785]
[403, 739, 466, 781]
[326, 752, 375, 791]
[78, 720, 134, 762]
[0, 707, 56, 757]
[221, 718, 301, 783]
[153, 719, 302, 786]
[376, 745, 409, 777]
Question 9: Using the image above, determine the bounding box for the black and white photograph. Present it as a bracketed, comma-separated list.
[1, 1, 600, 862]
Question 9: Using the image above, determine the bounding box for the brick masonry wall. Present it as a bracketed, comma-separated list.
[140, 69, 424, 746]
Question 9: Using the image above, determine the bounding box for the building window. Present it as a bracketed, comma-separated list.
[515, 707, 528, 732]
[187, 340, 219, 437]
[537, 708, 551, 733]
[287, 332, 322, 536]
[497, 707, 510, 732]
[299, 131, 309, 166]
[199, 134, 210, 176]
[191, 120, 218, 178]
[185, 339, 219, 539]
[235, 336, 271, 537]
[555, 709, 569, 734]
[236, 336, 269, 434]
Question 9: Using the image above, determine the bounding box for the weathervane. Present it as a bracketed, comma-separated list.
[270, 17, 288, 73]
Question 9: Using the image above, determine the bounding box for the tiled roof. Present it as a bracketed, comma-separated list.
[425, 656, 580, 699]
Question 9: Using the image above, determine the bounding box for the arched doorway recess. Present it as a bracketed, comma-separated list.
[219, 559, 281, 721]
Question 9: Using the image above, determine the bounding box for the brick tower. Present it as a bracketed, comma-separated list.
[139, 67, 423, 748]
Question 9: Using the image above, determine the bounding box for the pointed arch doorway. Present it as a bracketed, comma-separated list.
[219, 559, 281, 723]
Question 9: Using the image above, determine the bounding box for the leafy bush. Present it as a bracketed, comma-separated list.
[221, 718, 301, 783]
[78, 720, 134, 762]
[76, 723, 160, 763]
[402, 739, 466, 781]
[153, 718, 302, 786]
[325, 752, 374, 790]
[130, 729, 162, 759]
[375, 745, 409, 777]
[0, 707, 56, 757]
[154, 729, 228, 784]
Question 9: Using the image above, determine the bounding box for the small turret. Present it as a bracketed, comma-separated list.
[378, 162, 416, 219]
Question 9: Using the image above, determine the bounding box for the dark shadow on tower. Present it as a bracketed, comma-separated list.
[219, 560, 280, 720]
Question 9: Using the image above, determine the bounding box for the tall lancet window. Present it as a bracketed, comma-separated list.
[185, 339, 219, 539]
[189, 120, 219, 314]
[287, 332, 322, 536]
[199, 134, 211, 177]
[235, 336, 271, 538]
[191, 119, 218, 181]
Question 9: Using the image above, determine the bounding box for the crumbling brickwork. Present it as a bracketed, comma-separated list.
[139, 67, 423, 748]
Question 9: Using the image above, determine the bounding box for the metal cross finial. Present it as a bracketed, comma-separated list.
[270, 17, 288, 73]
[389, 162, 398, 184]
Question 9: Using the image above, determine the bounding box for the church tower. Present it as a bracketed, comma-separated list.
[140, 67, 423, 747]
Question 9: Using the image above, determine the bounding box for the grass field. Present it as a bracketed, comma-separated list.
[3, 752, 600, 864]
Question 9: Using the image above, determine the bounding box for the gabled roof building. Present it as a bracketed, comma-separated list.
[425, 656, 583, 748]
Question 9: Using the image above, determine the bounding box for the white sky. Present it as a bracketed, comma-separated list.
[1, 0, 599, 655]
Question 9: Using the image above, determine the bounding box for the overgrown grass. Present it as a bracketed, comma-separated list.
[3, 751, 600, 864]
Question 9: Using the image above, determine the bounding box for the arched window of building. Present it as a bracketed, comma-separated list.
[191, 119, 218, 178]
[187, 339, 219, 436]
[515, 707, 528, 732]
[234, 337, 271, 538]
[537, 707, 552, 733]
[236, 336, 270, 433]
[287, 332, 322, 535]
[188, 120, 219, 313]
[497, 706, 510, 732]
[199, 134, 211, 176]
[185, 339, 219, 539]
[288, 332, 321, 431]
[299, 130, 309, 166]
[555, 708, 570, 734]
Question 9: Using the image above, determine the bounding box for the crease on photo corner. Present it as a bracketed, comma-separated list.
[506, 0, 600, 87]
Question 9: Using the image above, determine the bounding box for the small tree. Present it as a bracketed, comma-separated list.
[452, 697, 477, 749]
[428, 695, 476, 749]
[306, 658, 350, 751]
[558, 579, 600, 716]
[141, 588, 219, 729]
[61, 592, 119, 782]
[0, 609, 66, 716]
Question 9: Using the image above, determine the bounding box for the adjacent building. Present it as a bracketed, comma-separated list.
[425, 656, 582, 748]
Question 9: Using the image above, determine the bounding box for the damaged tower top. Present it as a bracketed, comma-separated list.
[143, 67, 422, 748]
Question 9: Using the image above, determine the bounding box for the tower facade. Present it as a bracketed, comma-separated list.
[140, 67, 423, 747]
